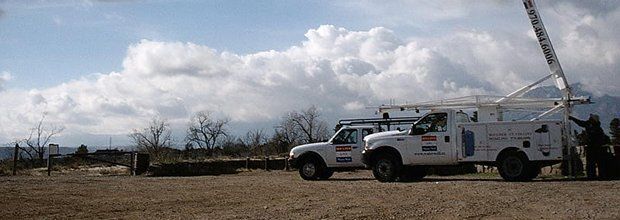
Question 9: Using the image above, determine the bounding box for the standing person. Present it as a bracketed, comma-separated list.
[569, 114, 610, 179]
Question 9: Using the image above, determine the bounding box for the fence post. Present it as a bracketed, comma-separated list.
[284, 156, 290, 171]
[13, 143, 19, 175]
[245, 157, 250, 170]
[130, 152, 136, 176]
[264, 156, 269, 171]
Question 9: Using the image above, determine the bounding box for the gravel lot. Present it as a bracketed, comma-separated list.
[1, 170, 619, 219]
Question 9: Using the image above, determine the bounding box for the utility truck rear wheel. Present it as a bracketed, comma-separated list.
[498, 152, 534, 182]
[299, 157, 323, 180]
[372, 154, 400, 182]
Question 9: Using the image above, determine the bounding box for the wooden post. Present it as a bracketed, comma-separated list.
[284, 156, 290, 171]
[130, 152, 136, 176]
[245, 157, 250, 170]
[12, 143, 19, 175]
[264, 156, 269, 171]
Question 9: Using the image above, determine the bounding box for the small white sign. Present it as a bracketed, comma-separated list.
[49, 144, 59, 155]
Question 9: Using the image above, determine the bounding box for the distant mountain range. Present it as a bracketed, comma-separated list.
[0, 147, 76, 160]
[522, 83, 620, 132]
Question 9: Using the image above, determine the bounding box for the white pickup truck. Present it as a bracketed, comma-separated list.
[362, 109, 564, 182]
[288, 125, 377, 180]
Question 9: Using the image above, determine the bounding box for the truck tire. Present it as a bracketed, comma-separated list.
[298, 157, 323, 180]
[399, 166, 427, 182]
[498, 152, 534, 182]
[372, 154, 400, 182]
[319, 168, 334, 180]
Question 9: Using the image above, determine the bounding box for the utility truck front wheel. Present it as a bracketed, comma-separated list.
[372, 154, 400, 182]
[498, 152, 534, 182]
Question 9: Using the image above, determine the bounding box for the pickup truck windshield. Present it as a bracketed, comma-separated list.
[332, 129, 358, 144]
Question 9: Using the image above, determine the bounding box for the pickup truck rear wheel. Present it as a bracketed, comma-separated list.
[498, 152, 534, 182]
[299, 157, 323, 180]
[372, 154, 400, 182]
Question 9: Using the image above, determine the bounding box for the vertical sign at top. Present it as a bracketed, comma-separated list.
[522, 0, 570, 96]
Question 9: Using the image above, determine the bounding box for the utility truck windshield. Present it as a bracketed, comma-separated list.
[410, 113, 448, 134]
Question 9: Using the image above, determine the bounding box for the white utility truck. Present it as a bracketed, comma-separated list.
[363, 0, 591, 182]
[289, 117, 419, 180]
[362, 109, 564, 182]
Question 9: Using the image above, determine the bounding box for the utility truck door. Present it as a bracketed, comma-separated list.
[408, 112, 454, 165]
[327, 128, 361, 167]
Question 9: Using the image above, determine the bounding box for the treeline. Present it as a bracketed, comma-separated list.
[129, 106, 330, 162]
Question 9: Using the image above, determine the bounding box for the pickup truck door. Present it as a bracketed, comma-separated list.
[408, 112, 455, 165]
[327, 128, 363, 167]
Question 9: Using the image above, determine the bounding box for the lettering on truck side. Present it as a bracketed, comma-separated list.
[335, 145, 352, 162]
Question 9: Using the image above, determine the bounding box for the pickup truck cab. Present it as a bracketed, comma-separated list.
[362, 109, 564, 182]
[288, 125, 377, 180]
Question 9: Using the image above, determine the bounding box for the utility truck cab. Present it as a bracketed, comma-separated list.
[363, 109, 565, 182]
[288, 126, 376, 180]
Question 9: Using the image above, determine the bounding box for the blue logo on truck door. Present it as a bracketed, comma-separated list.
[422, 145, 437, 151]
[335, 146, 352, 162]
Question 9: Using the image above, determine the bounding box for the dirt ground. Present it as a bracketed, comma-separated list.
[1, 170, 619, 219]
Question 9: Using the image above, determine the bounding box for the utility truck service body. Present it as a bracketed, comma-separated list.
[362, 109, 565, 182]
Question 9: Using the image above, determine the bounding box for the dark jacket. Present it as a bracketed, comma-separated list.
[570, 116, 610, 147]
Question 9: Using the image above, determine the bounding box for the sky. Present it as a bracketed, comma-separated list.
[0, 0, 619, 148]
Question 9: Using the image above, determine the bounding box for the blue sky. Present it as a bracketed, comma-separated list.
[1, 0, 367, 89]
[1, 0, 618, 147]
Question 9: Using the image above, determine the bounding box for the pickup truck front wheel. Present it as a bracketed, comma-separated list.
[299, 157, 324, 180]
[372, 154, 400, 182]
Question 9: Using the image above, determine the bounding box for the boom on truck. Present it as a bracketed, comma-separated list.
[362, 0, 591, 182]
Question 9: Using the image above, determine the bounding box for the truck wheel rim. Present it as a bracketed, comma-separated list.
[302, 163, 316, 177]
[503, 157, 523, 176]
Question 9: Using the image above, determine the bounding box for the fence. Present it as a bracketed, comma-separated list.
[149, 157, 288, 176]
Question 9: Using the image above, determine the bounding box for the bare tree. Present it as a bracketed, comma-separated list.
[186, 111, 230, 156]
[21, 114, 64, 162]
[129, 116, 172, 161]
[243, 129, 267, 156]
[274, 116, 300, 147]
[286, 105, 328, 144]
